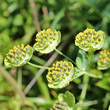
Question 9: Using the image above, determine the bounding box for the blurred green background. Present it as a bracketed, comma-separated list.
[0, 0, 110, 110]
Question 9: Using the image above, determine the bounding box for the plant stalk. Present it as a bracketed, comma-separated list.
[55, 48, 76, 65]
[27, 62, 51, 69]
[79, 75, 89, 107]
[78, 51, 94, 109]
[0, 66, 26, 104]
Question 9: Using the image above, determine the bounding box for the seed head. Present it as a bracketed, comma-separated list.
[50, 100, 68, 110]
[46, 61, 75, 89]
[97, 49, 110, 70]
[34, 29, 61, 54]
[75, 28, 105, 51]
[4, 44, 33, 68]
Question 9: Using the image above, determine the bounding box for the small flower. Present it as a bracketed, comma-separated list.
[97, 49, 110, 70]
[34, 29, 61, 54]
[46, 61, 75, 89]
[4, 44, 33, 68]
[75, 28, 105, 51]
[50, 100, 69, 110]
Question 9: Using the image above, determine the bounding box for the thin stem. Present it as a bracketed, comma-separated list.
[27, 62, 51, 69]
[87, 51, 94, 69]
[82, 100, 98, 107]
[18, 68, 22, 88]
[54, 48, 76, 65]
[78, 75, 89, 110]
[78, 51, 94, 110]
[103, 92, 110, 110]
[73, 71, 85, 79]
[0, 66, 26, 104]
[80, 75, 89, 103]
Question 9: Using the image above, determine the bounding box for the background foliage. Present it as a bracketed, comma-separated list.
[0, 0, 110, 110]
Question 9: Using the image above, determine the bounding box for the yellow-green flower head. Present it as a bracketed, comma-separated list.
[4, 44, 33, 68]
[75, 28, 105, 51]
[34, 29, 61, 54]
[46, 61, 75, 89]
[50, 100, 69, 110]
[97, 49, 110, 70]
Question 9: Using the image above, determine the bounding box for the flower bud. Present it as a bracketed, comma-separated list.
[75, 28, 105, 51]
[4, 44, 33, 68]
[46, 61, 75, 89]
[50, 100, 69, 110]
[97, 49, 110, 70]
[34, 29, 61, 54]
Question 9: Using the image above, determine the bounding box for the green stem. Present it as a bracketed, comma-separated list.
[78, 51, 94, 110]
[18, 68, 22, 88]
[78, 75, 89, 110]
[27, 62, 51, 69]
[103, 92, 110, 110]
[0, 66, 26, 104]
[80, 75, 89, 103]
[54, 48, 76, 65]
[87, 51, 94, 69]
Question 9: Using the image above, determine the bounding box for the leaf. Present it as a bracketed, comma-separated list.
[64, 91, 75, 107]
[13, 14, 24, 26]
[58, 91, 75, 107]
[76, 57, 83, 70]
[51, 8, 65, 29]
[8, 3, 18, 13]
[86, 69, 102, 78]
[76, 49, 88, 70]
[95, 73, 110, 90]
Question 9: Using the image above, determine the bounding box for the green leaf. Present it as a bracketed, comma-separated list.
[96, 73, 110, 91]
[4, 44, 33, 68]
[76, 57, 83, 70]
[8, 3, 18, 13]
[58, 91, 75, 107]
[76, 49, 88, 70]
[13, 14, 24, 26]
[86, 69, 102, 78]
[34, 29, 61, 54]
[108, 105, 110, 110]
[51, 8, 65, 29]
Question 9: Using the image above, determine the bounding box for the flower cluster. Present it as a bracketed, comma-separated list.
[75, 28, 105, 51]
[34, 29, 61, 54]
[46, 61, 75, 89]
[4, 44, 33, 68]
[50, 100, 68, 110]
[97, 49, 110, 70]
